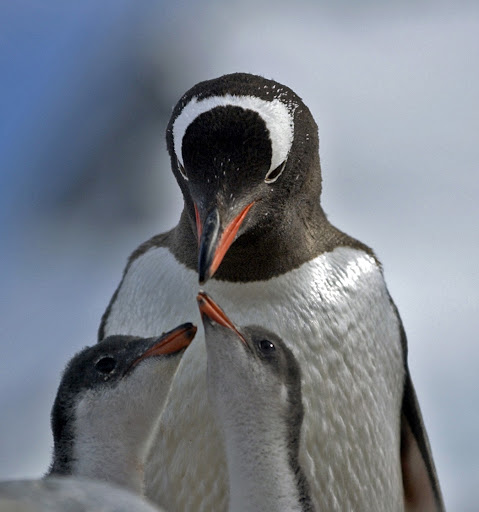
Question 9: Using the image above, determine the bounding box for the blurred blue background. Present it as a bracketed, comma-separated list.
[1, 1, 478, 509]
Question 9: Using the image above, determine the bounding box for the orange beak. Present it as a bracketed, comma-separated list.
[197, 201, 255, 284]
[132, 323, 197, 367]
[197, 291, 246, 344]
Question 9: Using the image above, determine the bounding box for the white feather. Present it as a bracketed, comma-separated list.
[0, 477, 161, 512]
[72, 356, 181, 495]
[105, 246, 405, 511]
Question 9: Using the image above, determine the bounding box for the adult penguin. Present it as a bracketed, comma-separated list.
[99, 72, 443, 511]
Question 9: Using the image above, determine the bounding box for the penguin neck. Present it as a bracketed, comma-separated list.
[220, 409, 313, 512]
[78, 419, 150, 493]
[48, 405, 154, 494]
[173, 197, 333, 283]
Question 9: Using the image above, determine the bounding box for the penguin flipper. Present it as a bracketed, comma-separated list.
[401, 368, 444, 511]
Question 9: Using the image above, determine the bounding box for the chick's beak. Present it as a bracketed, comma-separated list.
[132, 323, 197, 367]
[197, 291, 246, 344]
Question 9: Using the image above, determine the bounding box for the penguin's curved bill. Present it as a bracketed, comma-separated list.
[197, 291, 246, 344]
[197, 202, 255, 284]
[132, 323, 197, 367]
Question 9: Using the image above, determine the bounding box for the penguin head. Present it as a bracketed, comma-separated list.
[197, 291, 303, 433]
[167, 73, 321, 283]
[50, 323, 196, 471]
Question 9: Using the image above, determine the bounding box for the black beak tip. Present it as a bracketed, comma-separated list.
[198, 259, 210, 285]
[198, 273, 209, 285]
[183, 322, 197, 335]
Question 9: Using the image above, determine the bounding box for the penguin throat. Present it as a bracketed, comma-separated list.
[172, 201, 329, 283]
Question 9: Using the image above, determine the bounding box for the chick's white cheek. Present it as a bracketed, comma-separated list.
[280, 383, 289, 407]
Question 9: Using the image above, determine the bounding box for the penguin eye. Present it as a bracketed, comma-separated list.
[95, 357, 116, 374]
[264, 160, 286, 184]
[178, 161, 189, 181]
[258, 339, 275, 354]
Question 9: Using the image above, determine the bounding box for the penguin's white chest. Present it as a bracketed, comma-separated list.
[106, 246, 405, 511]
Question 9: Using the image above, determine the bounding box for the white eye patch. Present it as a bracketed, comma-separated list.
[172, 94, 294, 173]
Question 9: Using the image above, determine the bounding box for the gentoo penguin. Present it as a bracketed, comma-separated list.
[198, 291, 313, 512]
[99, 73, 443, 511]
[0, 323, 196, 512]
